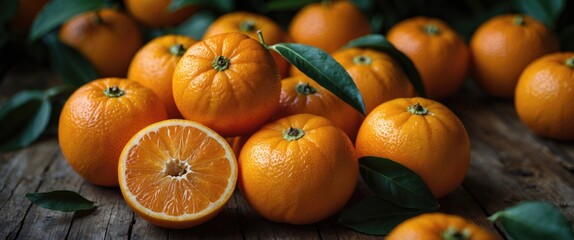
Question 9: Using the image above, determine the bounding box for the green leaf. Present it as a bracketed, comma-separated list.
[171, 10, 216, 40]
[338, 197, 431, 235]
[0, 90, 51, 152]
[29, 0, 106, 41]
[25, 190, 97, 212]
[488, 201, 574, 240]
[359, 156, 439, 210]
[450, 1, 516, 42]
[43, 31, 98, 86]
[0, 0, 19, 23]
[261, 0, 317, 12]
[344, 34, 426, 97]
[269, 43, 366, 115]
[168, 0, 234, 13]
[516, 0, 566, 28]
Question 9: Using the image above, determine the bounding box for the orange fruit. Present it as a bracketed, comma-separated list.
[59, 9, 143, 78]
[355, 97, 470, 198]
[8, 0, 48, 34]
[289, 64, 305, 77]
[203, 12, 290, 78]
[128, 34, 197, 119]
[124, 0, 198, 28]
[515, 52, 574, 140]
[288, 0, 371, 53]
[273, 76, 363, 141]
[58, 78, 167, 186]
[118, 119, 237, 229]
[238, 113, 358, 224]
[225, 136, 248, 158]
[470, 14, 559, 98]
[172, 32, 281, 137]
[387, 17, 470, 99]
[386, 213, 499, 240]
[332, 47, 415, 113]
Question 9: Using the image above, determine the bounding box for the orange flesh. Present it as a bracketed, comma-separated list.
[123, 125, 232, 216]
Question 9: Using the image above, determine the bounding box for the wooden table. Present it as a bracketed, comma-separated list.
[1, 65, 573, 239]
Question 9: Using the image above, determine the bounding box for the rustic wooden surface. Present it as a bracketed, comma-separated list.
[1, 64, 573, 239]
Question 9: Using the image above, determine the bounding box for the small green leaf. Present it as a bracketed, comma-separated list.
[0, 90, 51, 152]
[344, 34, 426, 97]
[516, 0, 566, 29]
[338, 197, 431, 235]
[261, 0, 317, 12]
[43, 31, 98, 86]
[170, 10, 215, 40]
[168, 0, 234, 13]
[359, 156, 439, 210]
[488, 201, 574, 240]
[0, 0, 19, 23]
[25, 190, 97, 212]
[350, 0, 373, 13]
[269, 43, 366, 115]
[29, 0, 106, 41]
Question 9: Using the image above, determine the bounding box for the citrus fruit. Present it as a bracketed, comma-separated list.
[203, 12, 290, 78]
[58, 78, 167, 186]
[470, 14, 559, 98]
[124, 0, 198, 28]
[59, 9, 143, 78]
[118, 119, 237, 229]
[8, 0, 48, 34]
[515, 52, 574, 140]
[288, 0, 371, 53]
[128, 34, 196, 119]
[355, 97, 470, 198]
[332, 47, 415, 113]
[273, 76, 363, 141]
[386, 213, 499, 240]
[172, 32, 281, 137]
[238, 113, 358, 224]
[387, 17, 470, 99]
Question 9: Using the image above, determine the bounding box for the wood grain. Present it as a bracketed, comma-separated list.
[2, 72, 574, 239]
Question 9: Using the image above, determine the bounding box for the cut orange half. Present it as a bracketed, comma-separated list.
[118, 119, 238, 229]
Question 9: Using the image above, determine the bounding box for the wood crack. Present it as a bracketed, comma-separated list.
[127, 212, 135, 240]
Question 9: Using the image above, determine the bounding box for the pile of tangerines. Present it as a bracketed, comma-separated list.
[13, 0, 572, 238]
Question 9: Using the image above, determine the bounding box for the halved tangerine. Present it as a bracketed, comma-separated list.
[118, 119, 238, 229]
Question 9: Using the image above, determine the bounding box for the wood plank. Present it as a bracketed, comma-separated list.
[445, 92, 574, 227]
[0, 140, 60, 239]
[16, 149, 83, 239]
[66, 183, 133, 240]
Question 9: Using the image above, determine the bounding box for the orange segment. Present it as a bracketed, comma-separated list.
[118, 119, 237, 229]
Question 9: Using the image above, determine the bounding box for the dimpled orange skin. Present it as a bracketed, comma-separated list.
[203, 12, 290, 78]
[124, 0, 198, 28]
[238, 114, 358, 224]
[471, 14, 559, 98]
[172, 32, 281, 137]
[386, 213, 500, 240]
[332, 47, 415, 114]
[58, 78, 167, 186]
[355, 97, 470, 198]
[387, 17, 470, 99]
[273, 76, 364, 141]
[515, 52, 574, 140]
[288, 0, 371, 53]
[128, 34, 196, 119]
[59, 9, 143, 78]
